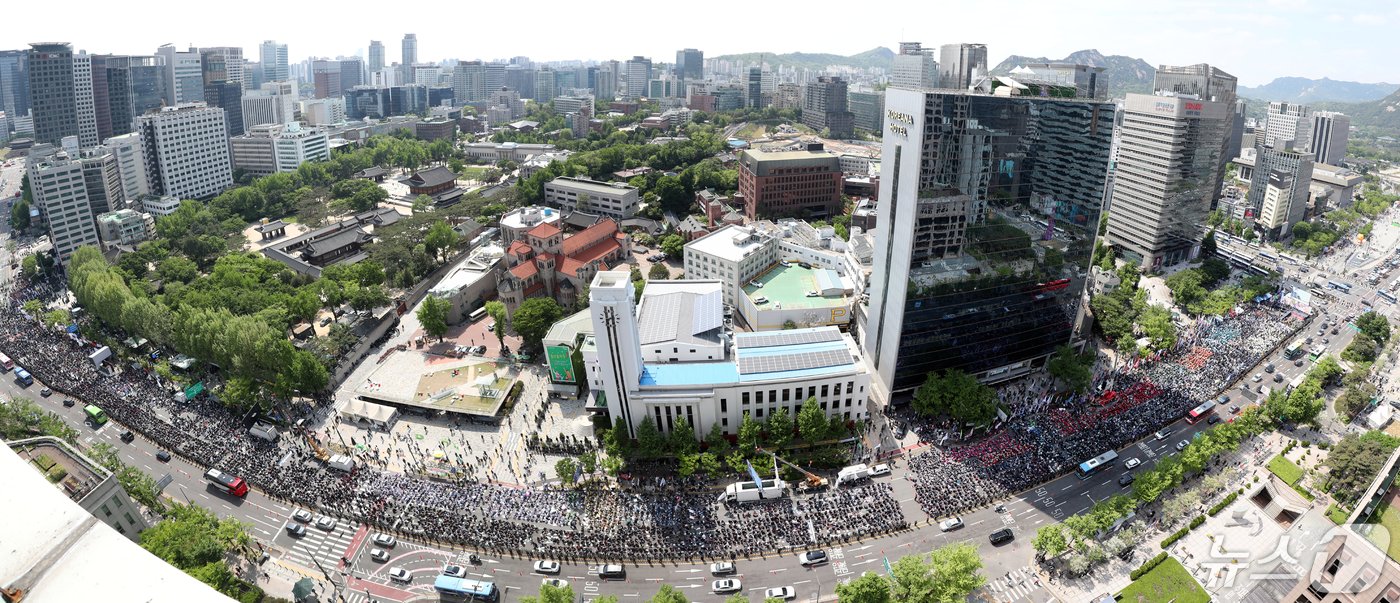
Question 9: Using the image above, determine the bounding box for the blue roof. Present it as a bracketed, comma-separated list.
[640, 362, 739, 386]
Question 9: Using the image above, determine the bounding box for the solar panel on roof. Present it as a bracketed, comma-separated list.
[734, 329, 842, 349]
[737, 349, 851, 375]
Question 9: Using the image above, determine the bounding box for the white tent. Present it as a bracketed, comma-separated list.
[1367, 404, 1394, 430]
[340, 399, 398, 428]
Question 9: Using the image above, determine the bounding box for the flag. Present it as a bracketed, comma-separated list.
[883, 556, 894, 577]
[573, 461, 582, 484]
[745, 459, 765, 498]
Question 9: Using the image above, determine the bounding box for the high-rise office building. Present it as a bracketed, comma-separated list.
[848, 90, 885, 133]
[138, 104, 234, 200]
[400, 34, 417, 84]
[259, 41, 288, 83]
[78, 149, 124, 215]
[240, 81, 296, 129]
[892, 42, 938, 89]
[89, 55, 113, 142]
[1152, 63, 1238, 203]
[675, 48, 703, 81]
[28, 43, 78, 145]
[311, 60, 341, 99]
[746, 67, 763, 108]
[938, 43, 988, 89]
[202, 81, 243, 136]
[802, 77, 854, 139]
[26, 145, 102, 264]
[595, 60, 618, 100]
[368, 41, 384, 74]
[533, 68, 556, 103]
[200, 47, 244, 88]
[0, 50, 31, 130]
[1311, 111, 1350, 166]
[1246, 101, 1314, 240]
[155, 45, 203, 104]
[102, 55, 166, 136]
[453, 60, 486, 102]
[229, 122, 329, 176]
[338, 58, 364, 92]
[624, 56, 651, 100]
[1105, 93, 1230, 270]
[503, 65, 534, 99]
[71, 52, 98, 147]
[99, 132, 150, 201]
[864, 87, 1112, 395]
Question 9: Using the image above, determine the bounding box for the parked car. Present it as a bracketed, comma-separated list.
[599, 564, 626, 580]
[285, 523, 306, 537]
[1176, 440, 1189, 451]
[369, 548, 390, 563]
[1118, 474, 1135, 487]
[939, 517, 963, 532]
[388, 567, 411, 583]
[542, 578, 569, 589]
[710, 562, 736, 575]
[869, 463, 891, 477]
[1207, 415, 1222, 425]
[765, 586, 796, 600]
[712, 579, 742, 594]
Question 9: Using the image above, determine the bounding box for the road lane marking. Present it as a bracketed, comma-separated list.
[794, 580, 810, 585]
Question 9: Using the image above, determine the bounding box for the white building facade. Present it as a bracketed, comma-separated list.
[542, 177, 640, 220]
[229, 122, 330, 176]
[138, 104, 234, 200]
[27, 148, 101, 264]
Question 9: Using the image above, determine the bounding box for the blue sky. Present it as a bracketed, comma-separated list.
[8, 0, 1395, 86]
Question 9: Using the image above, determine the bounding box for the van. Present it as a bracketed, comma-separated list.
[327, 454, 356, 472]
[754, 296, 769, 304]
[599, 564, 626, 580]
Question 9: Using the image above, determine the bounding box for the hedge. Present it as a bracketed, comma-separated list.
[1208, 492, 1240, 516]
[1161, 515, 1208, 548]
[1131, 552, 1169, 581]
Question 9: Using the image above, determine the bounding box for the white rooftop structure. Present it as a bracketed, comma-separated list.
[636, 280, 725, 352]
[687, 224, 773, 263]
[0, 442, 231, 602]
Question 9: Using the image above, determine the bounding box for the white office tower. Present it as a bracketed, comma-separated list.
[241, 81, 298, 130]
[26, 146, 101, 264]
[1245, 101, 1314, 240]
[368, 41, 384, 74]
[1310, 111, 1350, 166]
[892, 42, 938, 89]
[100, 132, 150, 201]
[229, 122, 330, 176]
[72, 52, 98, 147]
[1104, 93, 1230, 270]
[259, 41, 288, 83]
[400, 34, 417, 83]
[590, 272, 647, 437]
[625, 56, 651, 100]
[138, 104, 233, 201]
[300, 98, 346, 126]
[156, 44, 204, 103]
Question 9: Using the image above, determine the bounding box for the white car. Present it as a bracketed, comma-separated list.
[533, 560, 561, 575]
[371, 533, 396, 548]
[709, 561, 736, 575]
[387, 567, 411, 583]
[765, 586, 797, 600]
[1176, 440, 1190, 451]
[939, 517, 964, 532]
[369, 548, 390, 563]
[314, 516, 337, 531]
[712, 579, 742, 594]
[798, 550, 828, 566]
[869, 463, 891, 477]
[291, 509, 313, 523]
[1124, 458, 1141, 470]
[542, 578, 569, 589]
[441, 564, 467, 578]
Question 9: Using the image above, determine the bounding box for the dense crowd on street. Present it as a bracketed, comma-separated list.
[905, 305, 1297, 520]
[0, 283, 907, 560]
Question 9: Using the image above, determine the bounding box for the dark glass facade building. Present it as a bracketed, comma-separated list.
[865, 88, 1113, 394]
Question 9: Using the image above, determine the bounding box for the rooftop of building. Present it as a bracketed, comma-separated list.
[636, 280, 725, 347]
[405, 165, 457, 188]
[739, 147, 842, 174]
[0, 439, 230, 602]
[501, 205, 562, 230]
[743, 263, 849, 310]
[547, 176, 638, 194]
[686, 224, 772, 262]
[638, 326, 860, 387]
[543, 309, 594, 349]
[430, 243, 503, 296]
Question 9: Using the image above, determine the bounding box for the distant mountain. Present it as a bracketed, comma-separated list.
[1237, 77, 1398, 104]
[1304, 89, 1400, 137]
[710, 47, 895, 72]
[990, 49, 1155, 98]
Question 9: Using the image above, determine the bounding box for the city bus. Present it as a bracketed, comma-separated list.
[203, 468, 250, 497]
[1284, 341, 1305, 360]
[1076, 450, 1118, 479]
[14, 367, 32, 386]
[433, 576, 500, 602]
[1381, 291, 1398, 305]
[1328, 280, 1353, 294]
[1185, 400, 1217, 425]
[83, 405, 108, 426]
[1258, 252, 1278, 264]
[1310, 346, 1327, 361]
[0, 352, 13, 371]
[468, 307, 488, 322]
[1311, 288, 1332, 302]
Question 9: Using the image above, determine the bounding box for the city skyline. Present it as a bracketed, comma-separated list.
[6, 0, 1396, 86]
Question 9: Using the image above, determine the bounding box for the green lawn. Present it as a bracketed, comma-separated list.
[1366, 502, 1400, 561]
[1118, 557, 1210, 603]
[1267, 454, 1305, 485]
[1327, 503, 1350, 525]
[458, 166, 490, 179]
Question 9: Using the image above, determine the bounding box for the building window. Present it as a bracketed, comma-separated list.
[125, 513, 137, 525]
[821, 384, 829, 398]
[756, 408, 764, 418]
[782, 389, 790, 402]
[100, 504, 112, 517]
[1327, 559, 1341, 576]
[742, 392, 750, 405]
[720, 398, 728, 413]
[756, 390, 764, 404]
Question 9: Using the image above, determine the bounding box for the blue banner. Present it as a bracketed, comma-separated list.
[744, 459, 764, 494]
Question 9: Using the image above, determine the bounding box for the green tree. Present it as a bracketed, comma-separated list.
[1032, 525, 1069, 559]
[705, 422, 731, 456]
[1201, 229, 1218, 257]
[669, 416, 699, 455]
[648, 262, 670, 280]
[412, 194, 434, 213]
[1356, 311, 1392, 345]
[86, 443, 166, 514]
[660, 234, 685, 258]
[10, 198, 30, 230]
[521, 582, 575, 603]
[1325, 431, 1400, 503]
[737, 413, 761, 454]
[416, 295, 452, 342]
[835, 572, 893, 603]
[484, 300, 507, 347]
[764, 406, 794, 450]
[796, 397, 829, 442]
[20, 254, 38, 279]
[912, 369, 998, 426]
[1138, 305, 1177, 350]
[636, 415, 666, 458]
[556, 458, 577, 484]
[512, 297, 564, 349]
[646, 584, 690, 603]
[140, 503, 250, 576]
[1046, 345, 1093, 392]
[891, 542, 987, 603]
[425, 220, 460, 262]
[1336, 383, 1375, 419]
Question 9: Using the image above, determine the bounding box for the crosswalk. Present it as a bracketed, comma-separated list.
[283, 523, 356, 572]
[983, 566, 1051, 603]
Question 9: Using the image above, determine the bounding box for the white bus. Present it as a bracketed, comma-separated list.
[468, 307, 488, 322]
